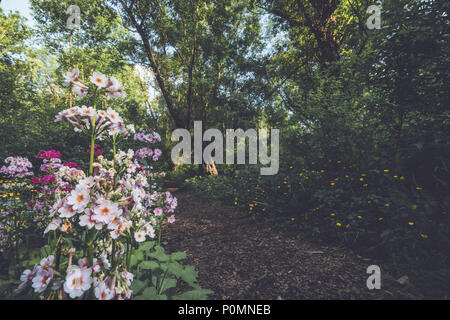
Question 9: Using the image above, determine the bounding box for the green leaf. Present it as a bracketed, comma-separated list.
[130, 279, 147, 295]
[139, 260, 159, 270]
[130, 255, 139, 267]
[39, 245, 51, 258]
[180, 265, 198, 286]
[172, 289, 214, 300]
[139, 241, 155, 251]
[167, 262, 184, 278]
[159, 278, 177, 293]
[149, 247, 170, 262]
[171, 251, 187, 261]
[134, 250, 144, 261]
[135, 286, 167, 300]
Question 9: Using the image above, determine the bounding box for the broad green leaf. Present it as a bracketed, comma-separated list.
[139, 241, 155, 251]
[180, 265, 198, 286]
[167, 262, 184, 278]
[139, 260, 159, 270]
[173, 289, 214, 300]
[171, 251, 187, 261]
[135, 286, 167, 300]
[130, 279, 147, 295]
[149, 249, 169, 262]
[159, 278, 177, 293]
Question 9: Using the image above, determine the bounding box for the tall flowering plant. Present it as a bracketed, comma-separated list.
[0, 157, 35, 260]
[14, 70, 194, 300]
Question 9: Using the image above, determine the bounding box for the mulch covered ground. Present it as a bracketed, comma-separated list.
[165, 191, 422, 300]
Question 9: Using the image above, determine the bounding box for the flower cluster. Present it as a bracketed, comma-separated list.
[135, 147, 162, 161]
[18, 256, 56, 293]
[32, 175, 56, 185]
[86, 144, 102, 156]
[63, 69, 126, 99]
[19, 148, 177, 299]
[0, 157, 33, 178]
[55, 106, 135, 139]
[36, 150, 61, 159]
[45, 150, 176, 239]
[133, 129, 161, 144]
[18, 252, 133, 300]
[16, 71, 178, 300]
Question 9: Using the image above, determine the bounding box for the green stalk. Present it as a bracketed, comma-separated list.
[113, 134, 117, 185]
[113, 134, 117, 160]
[111, 239, 116, 269]
[158, 222, 162, 246]
[55, 235, 63, 272]
[126, 238, 133, 269]
[88, 115, 96, 176]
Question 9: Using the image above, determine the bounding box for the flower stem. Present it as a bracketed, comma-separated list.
[88, 114, 96, 176]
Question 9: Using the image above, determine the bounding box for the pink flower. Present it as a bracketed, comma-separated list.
[44, 218, 61, 234]
[67, 186, 90, 212]
[92, 198, 121, 224]
[63, 68, 79, 86]
[73, 83, 88, 97]
[154, 207, 163, 217]
[63, 266, 93, 299]
[31, 268, 54, 293]
[32, 177, 42, 184]
[95, 281, 115, 300]
[79, 211, 103, 230]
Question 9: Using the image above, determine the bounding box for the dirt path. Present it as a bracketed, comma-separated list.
[165, 191, 420, 300]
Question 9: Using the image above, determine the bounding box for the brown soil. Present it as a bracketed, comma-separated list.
[165, 191, 422, 300]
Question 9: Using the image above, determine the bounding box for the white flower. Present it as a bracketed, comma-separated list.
[40, 255, 55, 270]
[58, 203, 77, 218]
[108, 126, 119, 136]
[79, 211, 103, 230]
[121, 271, 133, 287]
[79, 105, 97, 118]
[64, 266, 93, 299]
[67, 186, 90, 212]
[95, 281, 114, 300]
[92, 198, 121, 224]
[131, 187, 145, 203]
[66, 107, 80, 117]
[90, 71, 108, 88]
[44, 218, 61, 234]
[110, 227, 122, 239]
[106, 107, 121, 123]
[18, 269, 34, 291]
[20, 269, 33, 283]
[126, 124, 135, 133]
[99, 253, 111, 269]
[78, 176, 95, 189]
[73, 83, 88, 97]
[145, 225, 155, 238]
[97, 110, 107, 118]
[63, 68, 79, 86]
[168, 215, 176, 224]
[107, 214, 122, 230]
[134, 230, 146, 242]
[31, 268, 54, 293]
[92, 259, 101, 273]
